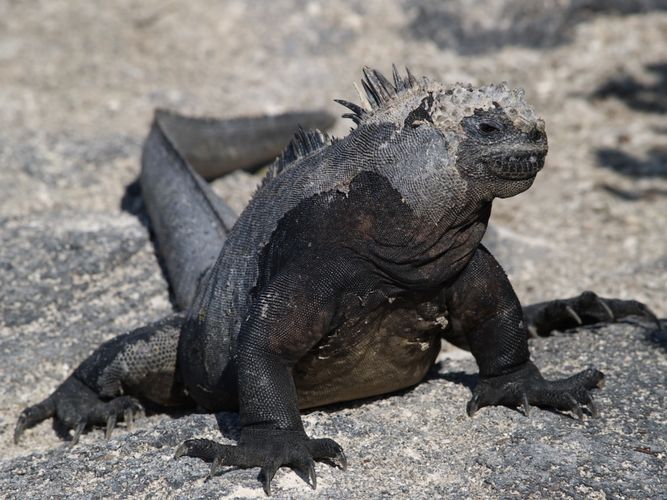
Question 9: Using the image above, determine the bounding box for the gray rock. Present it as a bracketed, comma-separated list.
[2, 322, 664, 498]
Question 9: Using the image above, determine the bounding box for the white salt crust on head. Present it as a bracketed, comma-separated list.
[361, 78, 543, 135]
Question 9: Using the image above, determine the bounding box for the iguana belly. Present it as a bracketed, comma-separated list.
[293, 303, 444, 409]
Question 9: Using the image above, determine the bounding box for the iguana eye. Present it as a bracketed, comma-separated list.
[478, 122, 500, 134]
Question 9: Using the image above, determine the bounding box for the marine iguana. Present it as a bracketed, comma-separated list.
[15, 67, 658, 495]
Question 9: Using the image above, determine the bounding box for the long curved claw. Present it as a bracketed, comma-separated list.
[595, 296, 615, 321]
[333, 453, 347, 471]
[641, 304, 661, 332]
[522, 393, 531, 417]
[14, 399, 56, 445]
[207, 456, 224, 481]
[583, 392, 599, 418]
[328, 449, 347, 471]
[527, 325, 539, 338]
[565, 305, 583, 325]
[306, 438, 347, 471]
[14, 414, 27, 445]
[308, 461, 317, 490]
[566, 394, 584, 420]
[292, 457, 317, 491]
[260, 461, 280, 496]
[124, 408, 134, 431]
[105, 413, 117, 440]
[70, 420, 86, 447]
[467, 393, 481, 417]
[174, 442, 188, 459]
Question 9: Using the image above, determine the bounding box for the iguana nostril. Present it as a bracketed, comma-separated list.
[528, 127, 543, 142]
[478, 122, 499, 134]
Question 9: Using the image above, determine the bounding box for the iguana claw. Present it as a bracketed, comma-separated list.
[105, 413, 117, 440]
[595, 296, 615, 320]
[565, 305, 583, 325]
[70, 420, 86, 446]
[522, 393, 530, 416]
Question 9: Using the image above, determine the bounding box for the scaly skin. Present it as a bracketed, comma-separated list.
[15, 67, 660, 496]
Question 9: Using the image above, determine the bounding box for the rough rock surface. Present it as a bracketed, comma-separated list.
[1, 1, 665, 498]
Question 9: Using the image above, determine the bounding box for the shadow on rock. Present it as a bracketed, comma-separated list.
[645, 320, 667, 352]
[593, 62, 667, 114]
[596, 147, 667, 179]
[121, 179, 182, 308]
[599, 183, 667, 201]
[405, 0, 667, 55]
[431, 369, 478, 392]
[593, 63, 667, 196]
[120, 178, 150, 227]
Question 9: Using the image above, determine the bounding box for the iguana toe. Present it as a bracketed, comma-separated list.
[306, 437, 347, 470]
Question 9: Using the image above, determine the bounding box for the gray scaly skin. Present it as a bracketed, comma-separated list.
[15, 67, 659, 496]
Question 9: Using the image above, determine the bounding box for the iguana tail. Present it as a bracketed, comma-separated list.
[154, 109, 335, 179]
[140, 109, 336, 309]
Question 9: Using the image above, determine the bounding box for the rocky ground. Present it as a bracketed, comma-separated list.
[1, 1, 665, 498]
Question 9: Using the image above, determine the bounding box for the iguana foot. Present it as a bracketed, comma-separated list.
[524, 290, 660, 337]
[467, 361, 604, 419]
[175, 429, 346, 496]
[14, 376, 143, 445]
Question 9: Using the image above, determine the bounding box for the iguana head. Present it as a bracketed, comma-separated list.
[435, 83, 548, 199]
[337, 67, 548, 202]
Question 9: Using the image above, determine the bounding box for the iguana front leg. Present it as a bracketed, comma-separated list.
[446, 245, 603, 418]
[522, 291, 660, 337]
[175, 262, 347, 495]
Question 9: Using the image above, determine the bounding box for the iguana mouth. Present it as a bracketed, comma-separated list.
[487, 152, 546, 180]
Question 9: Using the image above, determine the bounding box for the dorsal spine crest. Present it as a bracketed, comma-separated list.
[259, 126, 332, 190]
[336, 65, 424, 125]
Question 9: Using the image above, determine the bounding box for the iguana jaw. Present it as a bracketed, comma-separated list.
[485, 150, 546, 180]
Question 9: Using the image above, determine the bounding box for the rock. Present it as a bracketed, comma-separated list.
[2, 323, 664, 498]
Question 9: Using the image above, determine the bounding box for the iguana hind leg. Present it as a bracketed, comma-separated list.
[15, 314, 190, 444]
[14, 377, 144, 445]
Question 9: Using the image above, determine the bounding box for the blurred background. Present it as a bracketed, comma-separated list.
[1, 2, 666, 494]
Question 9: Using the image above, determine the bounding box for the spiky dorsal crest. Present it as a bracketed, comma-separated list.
[335, 65, 425, 125]
[264, 126, 332, 182]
